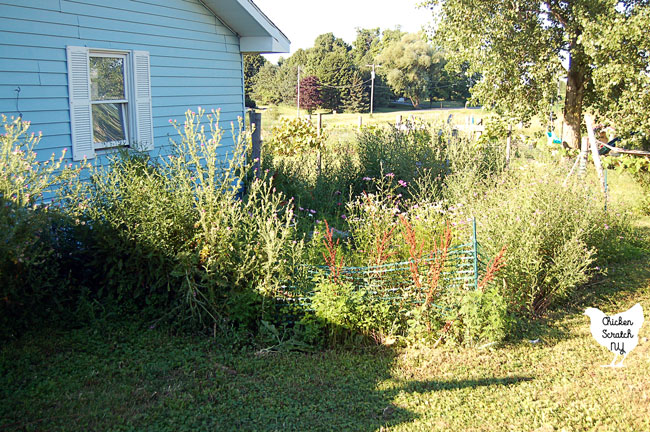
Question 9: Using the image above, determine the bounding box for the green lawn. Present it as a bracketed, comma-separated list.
[255, 104, 488, 140]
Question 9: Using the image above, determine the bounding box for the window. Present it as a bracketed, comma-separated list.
[90, 54, 129, 148]
[67, 47, 153, 161]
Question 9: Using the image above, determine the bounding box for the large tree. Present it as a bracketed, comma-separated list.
[251, 63, 297, 106]
[377, 32, 436, 108]
[292, 33, 357, 112]
[424, 0, 650, 148]
[341, 71, 369, 113]
[581, 2, 650, 148]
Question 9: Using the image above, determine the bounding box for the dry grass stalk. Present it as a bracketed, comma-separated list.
[424, 223, 452, 309]
[322, 219, 344, 286]
[478, 245, 507, 291]
[374, 224, 397, 266]
[399, 214, 425, 289]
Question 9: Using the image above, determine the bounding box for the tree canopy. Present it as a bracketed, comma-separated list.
[377, 32, 437, 107]
[424, 0, 650, 148]
[248, 29, 471, 113]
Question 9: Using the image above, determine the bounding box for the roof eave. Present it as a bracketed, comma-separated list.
[201, 0, 290, 54]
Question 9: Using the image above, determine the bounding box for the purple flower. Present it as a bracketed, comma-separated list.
[309, 209, 316, 214]
[341, 214, 347, 220]
[334, 190, 341, 195]
[398, 180, 408, 187]
[363, 177, 372, 181]
[385, 172, 395, 178]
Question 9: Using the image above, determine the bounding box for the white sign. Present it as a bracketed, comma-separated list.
[584, 303, 644, 367]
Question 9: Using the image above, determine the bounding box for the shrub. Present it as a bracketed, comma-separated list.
[0, 115, 87, 338]
[463, 162, 619, 317]
[307, 278, 392, 345]
[65, 109, 304, 329]
[266, 117, 323, 157]
[356, 122, 446, 193]
[458, 288, 511, 345]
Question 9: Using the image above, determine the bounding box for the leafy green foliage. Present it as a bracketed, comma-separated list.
[461, 163, 623, 317]
[0, 116, 89, 338]
[425, 0, 650, 149]
[243, 54, 268, 107]
[458, 287, 511, 345]
[251, 63, 297, 106]
[308, 279, 391, 345]
[377, 32, 437, 107]
[341, 71, 369, 113]
[266, 117, 323, 156]
[61, 109, 303, 329]
[582, 3, 650, 149]
[356, 121, 447, 189]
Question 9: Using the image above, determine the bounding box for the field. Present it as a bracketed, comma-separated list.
[256, 104, 486, 137]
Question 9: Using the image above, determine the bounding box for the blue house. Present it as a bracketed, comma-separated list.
[0, 0, 289, 162]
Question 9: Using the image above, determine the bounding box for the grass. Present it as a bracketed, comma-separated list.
[2, 151, 649, 431]
[255, 104, 488, 142]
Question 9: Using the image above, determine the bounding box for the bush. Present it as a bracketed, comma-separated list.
[458, 287, 511, 345]
[266, 117, 323, 156]
[0, 116, 87, 338]
[307, 279, 390, 345]
[462, 162, 620, 317]
[64, 109, 304, 330]
[356, 122, 446, 193]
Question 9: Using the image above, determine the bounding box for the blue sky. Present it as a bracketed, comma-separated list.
[253, 0, 435, 63]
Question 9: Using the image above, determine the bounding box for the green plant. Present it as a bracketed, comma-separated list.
[356, 122, 446, 193]
[0, 115, 91, 339]
[1, 115, 83, 206]
[463, 163, 620, 316]
[458, 287, 511, 345]
[266, 117, 323, 156]
[308, 278, 391, 345]
[63, 109, 304, 330]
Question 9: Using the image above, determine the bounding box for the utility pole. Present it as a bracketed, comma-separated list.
[296, 65, 301, 117]
[366, 64, 381, 115]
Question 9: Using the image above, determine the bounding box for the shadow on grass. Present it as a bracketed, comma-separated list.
[0, 322, 534, 432]
[398, 375, 533, 395]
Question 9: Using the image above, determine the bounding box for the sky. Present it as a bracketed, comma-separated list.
[252, 0, 435, 63]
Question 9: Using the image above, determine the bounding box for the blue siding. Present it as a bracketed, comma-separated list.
[0, 0, 246, 163]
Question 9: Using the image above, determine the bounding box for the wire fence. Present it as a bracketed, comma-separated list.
[275, 220, 487, 315]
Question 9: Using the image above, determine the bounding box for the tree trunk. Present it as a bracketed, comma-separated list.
[563, 46, 588, 149]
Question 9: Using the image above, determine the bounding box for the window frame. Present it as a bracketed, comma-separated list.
[88, 50, 133, 150]
[67, 46, 153, 162]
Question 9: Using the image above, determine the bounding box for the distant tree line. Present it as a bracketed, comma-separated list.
[244, 28, 472, 113]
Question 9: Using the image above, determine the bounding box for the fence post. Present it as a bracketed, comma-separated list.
[603, 168, 609, 211]
[317, 113, 323, 176]
[472, 217, 479, 290]
[249, 109, 262, 177]
[505, 124, 512, 168]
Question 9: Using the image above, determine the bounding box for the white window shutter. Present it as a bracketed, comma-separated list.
[66, 46, 94, 161]
[132, 51, 154, 151]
